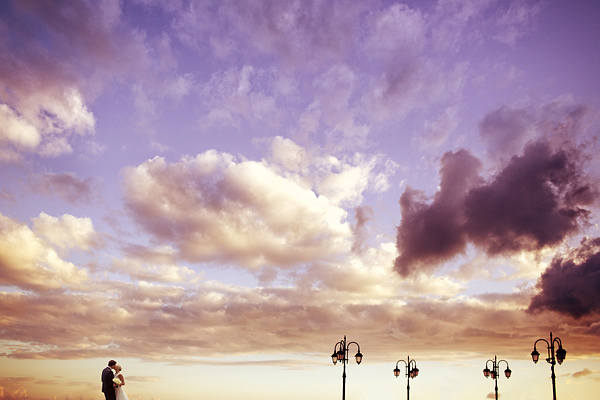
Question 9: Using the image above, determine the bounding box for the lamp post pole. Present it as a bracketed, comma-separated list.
[483, 355, 511, 400]
[531, 332, 567, 400]
[393, 356, 419, 400]
[331, 335, 363, 400]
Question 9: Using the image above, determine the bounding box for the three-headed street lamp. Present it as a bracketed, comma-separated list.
[331, 335, 363, 400]
[393, 356, 419, 400]
[483, 355, 511, 400]
[531, 332, 567, 400]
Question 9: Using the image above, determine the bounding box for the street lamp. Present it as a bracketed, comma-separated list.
[483, 355, 511, 400]
[531, 332, 567, 400]
[331, 335, 362, 400]
[393, 356, 419, 400]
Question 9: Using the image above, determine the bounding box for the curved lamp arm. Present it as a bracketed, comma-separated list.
[347, 341, 363, 364]
[394, 359, 407, 377]
[531, 338, 550, 364]
[498, 359, 511, 378]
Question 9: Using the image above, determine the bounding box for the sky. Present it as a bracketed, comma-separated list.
[1, 0, 600, 399]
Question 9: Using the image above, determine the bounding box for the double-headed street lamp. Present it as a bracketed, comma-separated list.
[531, 332, 567, 400]
[483, 355, 511, 400]
[393, 356, 419, 400]
[331, 335, 363, 400]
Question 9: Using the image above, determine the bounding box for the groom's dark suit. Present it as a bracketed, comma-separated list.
[101, 366, 116, 400]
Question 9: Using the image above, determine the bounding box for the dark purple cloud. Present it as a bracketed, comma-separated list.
[394, 149, 481, 275]
[394, 141, 594, 276]
[463, 141, 591, 254]
[528, 237, 600, 319]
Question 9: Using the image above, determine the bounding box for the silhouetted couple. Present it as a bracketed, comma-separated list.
[101, 359, 129, 400]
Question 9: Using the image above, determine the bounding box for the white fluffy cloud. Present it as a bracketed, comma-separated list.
[122, 149, 352, 269]
[32, 212, 98, 251]
[0, 88, 95, 160]
[122, 139, 398, 270]
[0, 213, 89, 291]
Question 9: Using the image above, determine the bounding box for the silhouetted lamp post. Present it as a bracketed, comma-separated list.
[331, 335, 362, 400]
[531, 332, 566, 400]
[393, 356, 419, 400]
[483, 355, 511, 400]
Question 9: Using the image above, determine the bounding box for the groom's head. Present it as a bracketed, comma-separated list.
[108, 360, 117, 367]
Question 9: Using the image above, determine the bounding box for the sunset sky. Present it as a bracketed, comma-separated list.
[1, 0, 600, 399]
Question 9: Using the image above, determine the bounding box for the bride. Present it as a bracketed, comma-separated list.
[113, 364, 130, 400]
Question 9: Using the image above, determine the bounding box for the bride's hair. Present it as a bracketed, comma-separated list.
[115, 364, 122, 372]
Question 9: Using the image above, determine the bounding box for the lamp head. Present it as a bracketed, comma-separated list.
[331, 352, 338, 365]
[337, 349, 345, 362]
[412, 367, 419, 377]
[504, 368, 512, 378]
[531, 349, 540, 364]
[393, 367, 401, 377]
[483, 367, 490, 378]
[355, 351, 363, 365]
[556, 347, 566, 365]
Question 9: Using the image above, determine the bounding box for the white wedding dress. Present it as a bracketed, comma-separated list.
[115, 373, 129, 400]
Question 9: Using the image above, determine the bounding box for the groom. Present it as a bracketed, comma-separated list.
[101, 360, 117, 400]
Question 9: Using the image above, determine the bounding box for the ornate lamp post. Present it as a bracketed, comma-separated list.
[331, 335, 362, 400]
[393, 356, 419, 400]
[483, 355, 511, 400]
[531, 332, 567, 400]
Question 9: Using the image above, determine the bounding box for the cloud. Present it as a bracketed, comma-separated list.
[571, 368, 597, 379]
[32, 212, 100, 251]
[480, 99, 591, 161]
[311, 64, 371, 152]
[173, 0, 367, 69]
[364, 3, 426, 60]
[361, 57, 467, 122]
[0, 274, 575, 362]
[493, 0, 544, 45]
[121, 138, 396, 272]
[479, 105, 535, 160]
[430, 0, 544, 51]
[0, 0, 191, 160]
[0, 383, 29, 400]
[528, 237, 600, 318]
[351, 206, 374, 254]
[429, 0, 492, 51]
[0, 90, 94, 161]
[199, 65, 279, 130]
[31, 172, 99, 205]
[463, 141, 591, 254]
[0, 104, 41, 162]
[394, 149, 482, 275]
[394, 141, 593, 276]
[0, 213, 90, 291]
[421, 105, 461, 148]
[121, 149, 352, 269]
[111, 256, 200, 284]
[0, 0, 131, 160]
[0, 221, 594, 364]
[126, 375, 161, 383]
